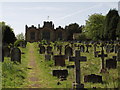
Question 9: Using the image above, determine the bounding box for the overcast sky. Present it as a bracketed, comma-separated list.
[0, 1, 119, 35]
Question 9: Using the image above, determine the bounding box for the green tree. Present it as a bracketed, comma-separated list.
[16, 32, 25, 40]
[84, 13, 105, 40]
[65, 23, 82, 40]
[116, 18, 120, 39]
[104, 9, 119, 40]
[1, 22, 16, 44]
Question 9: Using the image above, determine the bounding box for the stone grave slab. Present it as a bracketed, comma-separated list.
[106, 59, 117, 69]
[39, 46, 45, 54]
[84, 74, 102, 83]
[45, 54, 51, 61]
[52, 69, 68, 79]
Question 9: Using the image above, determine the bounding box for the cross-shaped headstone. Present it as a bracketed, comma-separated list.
[69, 50, 87, 88]
[98, 46, 108, 73]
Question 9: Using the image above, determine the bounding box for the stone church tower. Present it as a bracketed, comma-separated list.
[25, 21, 68, 42]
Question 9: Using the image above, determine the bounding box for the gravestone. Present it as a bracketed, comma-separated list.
[114, 44, 120, 53]
[45, 54, 51, 61]
[53, 55, 66, 66]
[84, 74, 102, 83]
[106, 59, 117, 69]
[71, 50, 87, 89]
[98, 46, 108, 73]
[94, 51, 100, 57]
[3, 46, 10, 57]
[39, 46, 45, 54]
[105, 45, 111, 53]
[38, 43, 42, 48]
[93, 43, 97, 52]
[80, 45, 85, 52]
[85, 44, 91, 53]
[67, 65, 75, 68]
[11, 47, 21, 63]
[57, 45, 63, 55]
[47, 46, 52, 54]
[69, 56, 75, 62]
[65, 46, 73, 58]
[52, 69, 68, 79]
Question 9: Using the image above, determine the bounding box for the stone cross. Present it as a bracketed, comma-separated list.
[70, 50, 87, 88]
[98, 46, 107, 73]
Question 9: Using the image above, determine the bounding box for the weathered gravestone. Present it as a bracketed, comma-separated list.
[39, 46, 45, 54]
[106, 59, 117, 69]
[53, 55, 66, 66]
[85, 44, 91, 53]
[80, 45, 85, 52]
[47, 46, 52, 54]
[45, 54, 51, 61]
[57, 45, 63, 55]
[3, 46, 10, 57]
[114, 44, 120, 53]
[38, 43, 42, 48]
[94, 51, 100, 57]
[84, 74, 103, 83]
[52, 69, 68, 79]
[65, 46, 73, 58]
[105, 45, 111, 53]
[11, 47, 21, 63]
[98, 46, 108, 73]
[71, 50, 87, 89]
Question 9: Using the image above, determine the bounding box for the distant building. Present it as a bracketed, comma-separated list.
[118, 1, 120, 16]
[25, 21, 68, 42]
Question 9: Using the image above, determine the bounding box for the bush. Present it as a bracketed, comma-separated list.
[14, 39, 24, 47]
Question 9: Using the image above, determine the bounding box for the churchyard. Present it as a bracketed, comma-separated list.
[1, 40, 120, 88]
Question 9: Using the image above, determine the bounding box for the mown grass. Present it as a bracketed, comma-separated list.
[2, 44, 30, 88]
[2, 42, 119, 88]
[33, 42, 119, 88]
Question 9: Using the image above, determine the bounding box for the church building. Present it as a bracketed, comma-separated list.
[25, 21, 68, 42]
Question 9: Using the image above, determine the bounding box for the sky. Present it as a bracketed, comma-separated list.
[0, 1, 119, 35]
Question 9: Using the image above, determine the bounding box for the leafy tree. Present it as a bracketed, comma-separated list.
[16, 32, 25, 40]
[65, 23, 82, 40]
[116, 18, 120, 39]
[84, 13, 105, 40]
[1, 22, 16, 44]
[104, 9, 119, 40]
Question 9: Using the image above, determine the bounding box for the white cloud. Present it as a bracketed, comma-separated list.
[55, 3, 103, 21]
